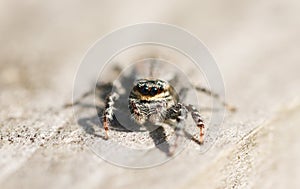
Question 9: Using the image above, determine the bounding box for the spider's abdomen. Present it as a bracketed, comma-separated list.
[128, 79, 178, 124]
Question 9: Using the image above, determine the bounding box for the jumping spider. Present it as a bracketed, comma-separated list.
[103, 77, 234, 146]
[68, 63, 235, 153]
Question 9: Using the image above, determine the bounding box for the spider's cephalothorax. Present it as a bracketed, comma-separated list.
[128, 79, 179, 124]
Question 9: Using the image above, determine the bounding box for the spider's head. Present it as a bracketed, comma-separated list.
[129, 78, 179, 124]
[133, 79, 167, 97]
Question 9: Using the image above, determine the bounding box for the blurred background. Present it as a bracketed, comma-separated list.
[0, 1, 299, 189]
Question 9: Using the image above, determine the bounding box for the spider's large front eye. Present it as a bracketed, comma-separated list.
[149, 87, 158, 96]
[139, 86, 149, 95]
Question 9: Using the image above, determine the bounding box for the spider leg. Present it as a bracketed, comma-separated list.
[63, 82, 113, 108]
[103, 92, 119, 139]
[193, 85, 236, 112]
[102, 78, 127, 138]
[63, 90, 93, 108]
[166, 103, 188, 154]
[186, 104, 205, 144]
[167, 103, 205, 146]
[177, 87, 189, 101]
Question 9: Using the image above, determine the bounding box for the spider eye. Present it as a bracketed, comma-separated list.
[139, 86, 149, 95]
[149, 87, 158, 96]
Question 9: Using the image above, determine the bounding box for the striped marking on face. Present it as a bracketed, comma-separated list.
[132, 79, 178, 100]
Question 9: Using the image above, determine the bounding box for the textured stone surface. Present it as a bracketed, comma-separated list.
[1, 1, 300, 189]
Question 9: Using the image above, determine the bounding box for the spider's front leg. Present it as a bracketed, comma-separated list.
[103, 91, 119, 139]
[167, 103, 205, 145]
[166, 103, 188, 154]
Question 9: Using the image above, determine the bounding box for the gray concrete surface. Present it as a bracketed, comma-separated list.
[1, 1, 300, 189]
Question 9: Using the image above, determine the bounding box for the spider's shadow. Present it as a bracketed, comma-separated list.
[76, 67, 173, 156]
